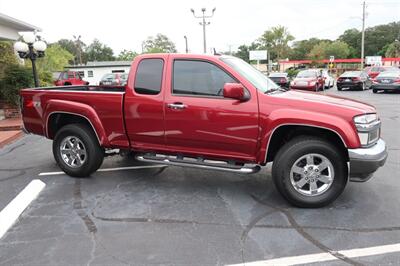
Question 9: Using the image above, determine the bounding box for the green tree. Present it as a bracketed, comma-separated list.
[309, 41, 350, 60]
[233, 42, 260, 62]
[0, 64, 33, 105]
[366, 22, 400, 56]
[57, 39, 87, 65]
[85, 39, 115, 61]
[0, 41, 18, 78]
[290, 38, 326, 60]
[258, 25, 294, 60]
[385, 40, 400, 58]
[36, 44, 74, 72]
[142, 34, 177, 53]
[338, 28, 361, 58]
[117, 49, 138, 61]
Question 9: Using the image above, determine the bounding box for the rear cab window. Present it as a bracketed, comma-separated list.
[134, 58, 164, 95]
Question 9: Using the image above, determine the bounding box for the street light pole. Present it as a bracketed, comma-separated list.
[14, 32, 47, 87]
[184, 35, 189, 53]
[360, 1, 366, 70]
[191, 7, 216, 54]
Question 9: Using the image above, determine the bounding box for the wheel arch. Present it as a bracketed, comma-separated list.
[264, 124, 349, 164]
[47, 112, 101, 145]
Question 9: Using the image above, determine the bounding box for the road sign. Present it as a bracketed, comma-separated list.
[366, 56, 382, 65]
[329, 56, 335, 62]
[329, 63, 334, 68]
[249, 50, 267, 61]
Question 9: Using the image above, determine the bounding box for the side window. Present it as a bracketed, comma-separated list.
[173, 60, 236, 96]
[134, 59, 164, 95]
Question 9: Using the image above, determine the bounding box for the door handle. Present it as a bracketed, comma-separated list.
[167, 103, 187, 110]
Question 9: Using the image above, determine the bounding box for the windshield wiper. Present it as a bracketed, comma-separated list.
[265, 86, 288, 94]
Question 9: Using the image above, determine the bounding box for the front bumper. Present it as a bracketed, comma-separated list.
[348, 139, 388, 182]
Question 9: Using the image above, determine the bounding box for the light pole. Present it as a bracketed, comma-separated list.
[184, 35, 189, 53]
[14, 32, 47, 87]
[190, 7, 216, 53]
[360, 1, 366, 70]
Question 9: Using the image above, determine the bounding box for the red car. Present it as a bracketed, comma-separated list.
[290, 69, 325, 91]
[54, 71, 89, 86]
[364, 66, 399, 79]
[20, 54, 387, 208]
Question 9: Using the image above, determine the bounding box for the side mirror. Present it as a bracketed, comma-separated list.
[223, 83, 250, 101]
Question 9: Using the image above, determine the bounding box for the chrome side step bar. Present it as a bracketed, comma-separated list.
[135, 153, 261, 174]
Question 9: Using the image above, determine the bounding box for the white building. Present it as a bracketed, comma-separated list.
[0, 12, 41, 40]
[66, 61, 132, 85]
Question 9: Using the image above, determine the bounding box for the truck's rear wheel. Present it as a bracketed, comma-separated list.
[272, 137, 347, 208]
[53, 124, 104, 177]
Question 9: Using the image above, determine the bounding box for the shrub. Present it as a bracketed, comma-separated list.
[0, 64, 33, 106]
[286, 68, 300, 78]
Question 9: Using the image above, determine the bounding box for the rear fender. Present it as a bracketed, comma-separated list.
[43, 99, 109, 146]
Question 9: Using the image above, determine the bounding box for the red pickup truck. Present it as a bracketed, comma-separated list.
[21, 54, 387, 207]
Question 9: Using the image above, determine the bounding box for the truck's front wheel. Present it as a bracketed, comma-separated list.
[53, 124, 104, 177]
[272, 137, 347, 208]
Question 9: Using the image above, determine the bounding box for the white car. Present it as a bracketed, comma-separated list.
[320, 69, 335, 89]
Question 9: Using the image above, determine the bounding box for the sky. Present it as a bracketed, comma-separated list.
[0, 0, 399, 55]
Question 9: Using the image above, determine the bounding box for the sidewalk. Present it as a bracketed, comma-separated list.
[0, 118, 23, 148]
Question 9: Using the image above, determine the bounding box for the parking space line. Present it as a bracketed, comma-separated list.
[0, 179, 46, 239]
[227, 243, 400, 266]
[38, 165, 167, 176]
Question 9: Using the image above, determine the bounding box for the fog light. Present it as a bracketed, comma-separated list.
[358, 132, 369, 146]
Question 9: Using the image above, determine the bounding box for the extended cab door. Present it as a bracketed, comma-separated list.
[164, 57, 259, 161]
[124, 56, 167, 150]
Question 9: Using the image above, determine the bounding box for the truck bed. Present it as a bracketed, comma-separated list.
[20, 85, 129, 148]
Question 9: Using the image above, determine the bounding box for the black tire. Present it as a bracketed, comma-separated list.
[337, 86, 342, 91]
[373, 89, 377, 93]
[272, 137, 347, 208]
[53, 124, 104, 177]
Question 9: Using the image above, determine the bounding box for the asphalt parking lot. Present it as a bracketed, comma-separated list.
[0, 87, 399, 265]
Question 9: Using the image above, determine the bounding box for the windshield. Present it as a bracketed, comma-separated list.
[102, 74, 115, 80]
[377, 71, 400, 78]
[269, 73, 287, 77]
[220, 57, 280, 93]
[341, 71, 361, 77]
[297, 70, 317, 78]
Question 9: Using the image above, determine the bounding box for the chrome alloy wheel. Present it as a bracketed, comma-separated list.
[289, 153, 334, 196]
[60, 136, 87, 168]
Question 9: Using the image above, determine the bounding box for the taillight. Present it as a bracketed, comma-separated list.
[394, 79, 400, 84]
[25, 99, 34, 108]
[372, 79, 378, 84]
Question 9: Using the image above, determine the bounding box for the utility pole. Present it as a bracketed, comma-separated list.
[360, 1, 366, 70]
[184, 35, 189, 53]
[190, 7, 216, 53]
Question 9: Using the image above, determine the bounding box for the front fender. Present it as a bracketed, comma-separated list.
[43, 99, 109, 146]
[257, 108, 360, 164]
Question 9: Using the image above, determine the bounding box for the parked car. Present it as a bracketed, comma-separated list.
[268, 72, 290, 88]
[365, 66, 399, 79]
[54, 71, 89, 86]
[319, 69, 335, 89]
[20, 54, 387, 208]
[290, 69, 325, 91]
[371, 71, 400, 93]
[337, 71, 372, 91]
[99, 73, 128, 86]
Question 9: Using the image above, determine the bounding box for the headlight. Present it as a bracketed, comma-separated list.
[353, 114, 377, 124]
[353, 113, 380, 146]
